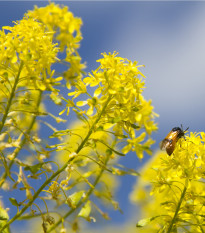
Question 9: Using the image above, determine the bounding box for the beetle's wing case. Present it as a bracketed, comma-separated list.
[160, 138, 176, 156]
[160, 138, 172, 150]
[165, 140, 176, 156]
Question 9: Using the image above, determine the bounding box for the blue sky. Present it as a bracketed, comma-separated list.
[1, 1, 205, 231]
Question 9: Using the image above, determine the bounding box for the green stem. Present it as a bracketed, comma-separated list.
[199, 221, 205, 233]
[76, 96, 112, 154]
[0, 161, 70, 232]
[194, 215, 205, 233]
[0, 62, 24, 133]
[0, 95, 112, 232]
[47, 144, 112, 232]
[167, 180, 188, 233]
[0, 90, 42, 187]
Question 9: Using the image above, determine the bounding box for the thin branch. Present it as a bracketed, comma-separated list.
[0, 95, 112, 231]
[167, 180, 188, 233]
[0, 62, 24, 133]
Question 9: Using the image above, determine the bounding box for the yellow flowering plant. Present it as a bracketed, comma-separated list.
[133, 132, 205, 232]
[44, 52, 157, 232]
[0, 3, 158, 233]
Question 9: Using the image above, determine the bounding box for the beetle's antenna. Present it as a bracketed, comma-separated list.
[181, 124, 189, 133]
[184, 127, 189, 132]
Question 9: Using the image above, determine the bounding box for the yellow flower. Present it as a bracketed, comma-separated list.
[27, 3, 85, 84]
[65, 52, 158, 158]
[0, 16, 59, 140]
[27, 3, 82, 51]
[133, 132, 205, 232]
[1, 17, 58, 76]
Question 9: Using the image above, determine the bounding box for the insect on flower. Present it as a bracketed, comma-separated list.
[160, 125, 189, 156]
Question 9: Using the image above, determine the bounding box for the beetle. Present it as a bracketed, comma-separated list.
[160, 126, 189, 156]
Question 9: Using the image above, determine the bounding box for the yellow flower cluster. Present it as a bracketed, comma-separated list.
[1, 17, 58, 79]
[0, 2, 85, 177]
[0, 16, 58, 139]
[71, 52, 157, 159]
[0, 2, 85, 138]
[132, 132, 205, 232]
[27, 3, 82, 52]
[27, 3, 85, 86]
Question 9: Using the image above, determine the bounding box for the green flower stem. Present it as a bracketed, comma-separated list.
[0, 159, 70, 232]
[0, 90, 42, 188]
[0, 62, 24, 133]
[76, 95, 112, 154]
[47, 143, 112, 232]
[167, 180, 188, 233]
[0, 95, 112, 232]
[196, 218, 205, 233]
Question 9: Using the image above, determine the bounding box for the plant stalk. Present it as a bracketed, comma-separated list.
[0, 62, 24, 133]
[47, 142, 112, 232]
[167, 180, 188, 233]
[0, 95, 111, 232]
[0, 90, 42, 187]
